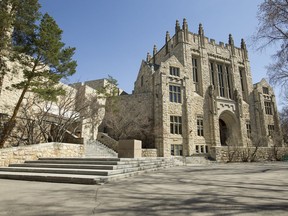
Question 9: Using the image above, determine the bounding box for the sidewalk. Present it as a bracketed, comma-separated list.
[0, 162, 287, 216]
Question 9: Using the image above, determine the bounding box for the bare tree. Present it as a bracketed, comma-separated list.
[280, 91, 288, 144]
[253, 0, 288, 88]
[103, 97, 155, 148]
[2, 86, 103, 146]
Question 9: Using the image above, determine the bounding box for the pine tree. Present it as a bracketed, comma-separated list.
[0, 8, 77, 147]
[0, 0, 40, 94]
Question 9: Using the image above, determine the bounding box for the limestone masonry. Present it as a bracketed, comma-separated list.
[0, 19, 283, 160]
[101, 19, 282, 158]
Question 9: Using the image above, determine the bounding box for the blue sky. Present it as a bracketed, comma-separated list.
[39, 0, 277, 97]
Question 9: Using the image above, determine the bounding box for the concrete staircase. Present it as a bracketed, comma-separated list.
[0, 157, 176, 184]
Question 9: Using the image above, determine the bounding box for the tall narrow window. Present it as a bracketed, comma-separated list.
[192, 58, 199, 93]
[264, 101, 272, 115]
[239, 67, 247, 101]
[246, 121, 251, 139]
[141, 76, 144, 87]
[268, 125, 275, 137]
[217, 64, 225, 97]
[170, 66, 180, 76]
[226, 66, 233, 99]
[170, 116, 182, 134]
[197, 116, 204, 136]
[169, 85, 181, 103]
[210, 62, 215, 86]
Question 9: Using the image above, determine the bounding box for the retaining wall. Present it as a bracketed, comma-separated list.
[0, 142, 84, 167]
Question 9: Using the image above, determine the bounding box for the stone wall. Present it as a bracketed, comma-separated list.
[0, 142, 84, 167]
[142, 149, 158, 157]
[210, 146, 288, 162]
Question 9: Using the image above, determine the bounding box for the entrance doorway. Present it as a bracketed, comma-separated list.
[219, 119, 228, 146]
[218, 110, 239, 146]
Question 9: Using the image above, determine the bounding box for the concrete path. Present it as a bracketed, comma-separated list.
[0, 162, 287, 216]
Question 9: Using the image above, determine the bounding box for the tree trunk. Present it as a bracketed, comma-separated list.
[0, 74, 3, 95]
[0, 83, 29, 148]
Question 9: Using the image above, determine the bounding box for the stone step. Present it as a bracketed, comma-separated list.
[0, 163, 173, 185]
[0, 157, 177, 184]
[25, 160, 120, 165]
[10, 161, 172, 170]
[0, 162, 173, 178]
[38, 157, 121, 161]
[25, 159, 166, 166]
[9, 163, 116, 170]
[0, 167, 113, 176]
[0, 171, 100, 184]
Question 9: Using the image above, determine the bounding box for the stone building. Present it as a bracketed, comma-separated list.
[102, 19, 282, 158]
[0, 18, 282, 159]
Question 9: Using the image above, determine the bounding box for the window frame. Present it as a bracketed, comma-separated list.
[170, 66, 180, 77]
[264, 101, 273, 115]
[171, 144, 183, 156]
[268, 124, 275, 137]
[170, 115, 182, 135]
[197, 116, 204, 136]
[169, 85, 182, 103]
[263, 87, 269, 95]
[246, 121, 251, 139]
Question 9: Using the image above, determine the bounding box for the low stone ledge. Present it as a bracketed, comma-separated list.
[0, 142, 84, 167]
[142, 149, 157, 157]
[210, 146, 288, 162]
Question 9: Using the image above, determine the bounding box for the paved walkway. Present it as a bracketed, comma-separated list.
[0, 162, 287, 216]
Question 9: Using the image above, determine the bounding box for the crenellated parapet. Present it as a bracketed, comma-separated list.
[146, 19, 249, 66]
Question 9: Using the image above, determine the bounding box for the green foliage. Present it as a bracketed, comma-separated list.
[0, 0, 40, 52]
[0, 0, 77, 147]
[11, 12, 77, 100]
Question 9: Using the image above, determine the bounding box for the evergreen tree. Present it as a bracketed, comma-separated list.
[0, 0, 40, 94]
[0, 7, 77, 147]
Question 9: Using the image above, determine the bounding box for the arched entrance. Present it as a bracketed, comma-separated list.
[219, 119, 228, 146]
[218, 111, 239, 146]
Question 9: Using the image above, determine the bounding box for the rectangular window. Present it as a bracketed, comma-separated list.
[141, 76, 144, 87]
[217, 64, 225, 97]
[197, 117, 204, 136]
[210, 62, 215, 86]
[239, 67, 247, 101]
[226, 66, 233, 99]
[205, 146, 208, 153]
[239, 68, 244, 92]
[169, 85, 181, 103]
[170, 116, 182, 134]
[268, 125, 275, 137]
[263, 87, 269, 95]
[192, 58, 198, 82]
[264, 101, 273, 115]
[192, 58, 200, 93]
[171, 144, 183, 156]
[170, 66, 180, 77]
[195, 145, 199, 153]
[246, 121, 251, 139]
[196, 145, 208, 153]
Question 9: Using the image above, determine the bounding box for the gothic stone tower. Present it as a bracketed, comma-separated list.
[133, 19, 281, 157]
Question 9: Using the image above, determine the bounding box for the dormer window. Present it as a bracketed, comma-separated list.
[263, 87, 269, 95]
[170, 66, 180, 77]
